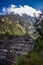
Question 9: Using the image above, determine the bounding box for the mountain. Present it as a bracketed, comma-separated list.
[0, 14, 35, 65]
[0, 14, 39, 39]
[0, 13, 42, 65]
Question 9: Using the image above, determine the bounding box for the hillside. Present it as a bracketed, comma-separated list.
[0, 14, 26, 39]
[0, 13, 43, 65]
[0, 14, 35, 65]
[0, 14, 39, 40]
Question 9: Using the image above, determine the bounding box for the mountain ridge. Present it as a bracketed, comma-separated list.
[0, 14, 39, 39]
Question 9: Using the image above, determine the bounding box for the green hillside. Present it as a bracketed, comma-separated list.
[0, 14, 39, 40]
[0, 16, 26, 39]
[0, 15, 26, 39]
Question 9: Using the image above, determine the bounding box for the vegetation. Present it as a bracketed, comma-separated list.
[0, 13, 43, 65]
[12, 36, 43, 65]
[0, 16, 26, 39]
[12, 12, 43, 65]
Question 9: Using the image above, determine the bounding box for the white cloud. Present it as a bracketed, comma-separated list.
[3, 8, 6, 12]
[2, 4, 41, 17]
[11, 4, 16, 8]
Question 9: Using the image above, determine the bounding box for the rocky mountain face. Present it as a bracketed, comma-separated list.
[0, 14, 39, 39]
[0, 35, 34, 65]
[0, 14, 38, 65]
[16, 14, 39, 39]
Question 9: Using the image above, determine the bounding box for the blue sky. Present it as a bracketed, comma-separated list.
[0, 0, 43, 13]
[0, 0, 43, 9]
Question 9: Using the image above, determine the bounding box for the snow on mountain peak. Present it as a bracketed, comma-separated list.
[2, 4, 41, 17]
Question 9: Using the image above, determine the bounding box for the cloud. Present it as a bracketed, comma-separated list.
[3, 8, 6, 12]
[2, 4, 41, 17]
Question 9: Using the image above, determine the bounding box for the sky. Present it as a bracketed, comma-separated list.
[0, 0, 43, 16]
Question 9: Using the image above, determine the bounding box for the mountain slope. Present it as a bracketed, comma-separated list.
[0, 14, 39, 39]
[0, 15, 26, 36]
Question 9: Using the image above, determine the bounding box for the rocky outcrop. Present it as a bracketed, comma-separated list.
[0, 35, 34, 64]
